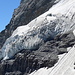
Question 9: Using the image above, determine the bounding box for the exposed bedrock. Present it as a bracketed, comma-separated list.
[0, 31, 75, 75]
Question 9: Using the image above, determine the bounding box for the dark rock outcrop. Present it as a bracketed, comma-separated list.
[0, 49, 58, 75]
[0, 0, 58, 49]
[0, 31, 75, 75]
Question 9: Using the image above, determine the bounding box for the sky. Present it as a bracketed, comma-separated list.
[0, 0, 21, 32]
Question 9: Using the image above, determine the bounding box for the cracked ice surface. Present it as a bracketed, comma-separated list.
[1, 0, 75, 60]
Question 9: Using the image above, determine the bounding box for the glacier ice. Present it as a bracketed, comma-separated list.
[1, 0, 75, 60]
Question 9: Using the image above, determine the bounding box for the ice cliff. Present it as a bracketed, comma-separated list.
[0, 0, 58, 49]
[0, 0, 75, 60]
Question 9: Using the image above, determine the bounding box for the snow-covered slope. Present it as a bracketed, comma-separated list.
[1, 0, 75, 60]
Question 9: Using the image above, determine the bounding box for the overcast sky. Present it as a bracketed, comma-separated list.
[0, 0, 21, 32]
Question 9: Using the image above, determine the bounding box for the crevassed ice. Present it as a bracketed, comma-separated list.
[1, 0, 75, 60]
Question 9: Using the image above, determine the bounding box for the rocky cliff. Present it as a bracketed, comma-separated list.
[0, 0, 58, 49]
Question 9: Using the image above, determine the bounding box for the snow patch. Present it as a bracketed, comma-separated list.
[12, 25, 30, 37]
[73, 29, 75, 36]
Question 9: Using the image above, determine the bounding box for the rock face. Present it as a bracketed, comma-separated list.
[0, 31, 75, 75]
[0, 0, 58, 49]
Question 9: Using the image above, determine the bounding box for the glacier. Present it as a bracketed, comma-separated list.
[1, 0, 75, 61]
